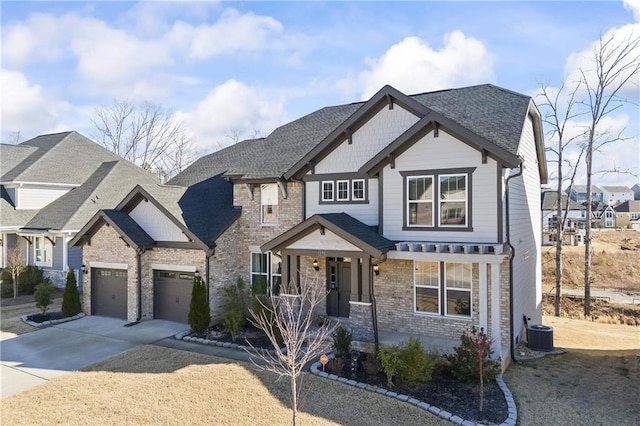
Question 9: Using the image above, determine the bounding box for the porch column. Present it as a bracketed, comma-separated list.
[281, 251, 290, 288]
[350, 256, 359, 301]
[490, 263, 502, 358]
[361, 256, 371, 302]
[479, 263, 488, 332]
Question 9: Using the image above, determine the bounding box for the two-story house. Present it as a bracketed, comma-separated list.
[601, 185, 634, 207]
[0, 132, 158, 287]
[566, 185, 603, 204]
[70, 84, 547, 368]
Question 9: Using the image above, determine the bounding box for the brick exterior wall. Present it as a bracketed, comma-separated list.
[81, 224, 138, 321]
[374, 259, 481, 341]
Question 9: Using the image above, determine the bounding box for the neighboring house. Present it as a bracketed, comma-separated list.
[632, 183, 640, 200]
[601, 185, 634, 206]
[540, 190, 586, 246]
[614, 200, 640, 229]
[0, 132, 158, 287]
[566, 185, 603, 204]
[70, 84, 547, 368]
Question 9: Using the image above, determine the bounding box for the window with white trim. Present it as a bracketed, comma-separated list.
[407, 176, 434, 226]
[414, 261, 472, 318]
[352, 179, 365, 201]
[34, 236, 53, 266]
[439, 174, 467, 226]
[260, 184, 279, 225]
[251, 252, 282, 295]
[337, 180, 349, 201]
[322, 181, 334, 201]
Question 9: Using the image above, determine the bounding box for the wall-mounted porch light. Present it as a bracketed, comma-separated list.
[313, 259, 319, 271]
[194, 269, 201, 277]
[81, 264, 88, 275]
[373, 264, 380, 276]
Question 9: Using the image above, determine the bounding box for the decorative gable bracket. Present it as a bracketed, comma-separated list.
[385, 93, 394, 110]
[278, 180, 288, 199]
[244, 183, 255, 201]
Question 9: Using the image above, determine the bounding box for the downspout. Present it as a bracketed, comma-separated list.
[136, 247, 145, 321]
[504, 159, 524, 363]
[206, 247, 215, 301]
[371, 255, 387, 353]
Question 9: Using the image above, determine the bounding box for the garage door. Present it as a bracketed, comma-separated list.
[154, 270, 195, 323]
[92, 268, 128, 319]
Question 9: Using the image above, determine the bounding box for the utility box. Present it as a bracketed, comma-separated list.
[527, 324, 554, 351]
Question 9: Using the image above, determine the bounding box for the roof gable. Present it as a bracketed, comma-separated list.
[69, 209, 154, 249]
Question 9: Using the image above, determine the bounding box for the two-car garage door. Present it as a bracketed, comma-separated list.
[154, 270, 194, 323]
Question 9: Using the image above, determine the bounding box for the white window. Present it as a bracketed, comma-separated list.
[260, 184, 279, 225]
[251, 252, 281, 295]
[337, 180, 349, 201]
[414, 261, 440, 314]
[34, 236, 53, 266]
[414, 261, 472, 318]
[352, 179, 365, 201]
[322, 181, 334, 201]
[407, 176, 434, 226]
[439, 174, 468, 227]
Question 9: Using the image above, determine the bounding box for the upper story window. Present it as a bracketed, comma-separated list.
[402, 168, 474, 231]
[319, 177, 368, 204]
[261, 184, 279, 225]
[34, 236, 53, 267]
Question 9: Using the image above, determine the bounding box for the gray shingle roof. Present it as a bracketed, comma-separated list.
[0, 144, 37, 178]
[171, 84, 536, 185]
[541, 191, 585, 211]
[614, 200, 640, 213]
[601, 185, 632, 192]
[23, 160, 158, 231]
[1, 131, 126, 184]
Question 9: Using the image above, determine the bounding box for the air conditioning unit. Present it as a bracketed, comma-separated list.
[527, 324, 554, 351]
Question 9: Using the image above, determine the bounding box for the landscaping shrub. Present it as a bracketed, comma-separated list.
[19, 266, 45, 295]
[62, 270, 82, 317]
[332, 326, 352, 359]
[1, 280, 13, 298]
[34, 282, 56, 314]
[448, 327, 501, 384]
[188, 274, 210, 334]
[362, 355, 382, 376]
[222, 277, 250, 340]
[396, 337, 435, 388]
[378, 344, 402, 388]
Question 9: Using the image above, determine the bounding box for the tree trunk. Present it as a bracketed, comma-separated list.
[584, 136, 593, 316]
[291, 369, 297, 426]
[555, 147, 563, 316]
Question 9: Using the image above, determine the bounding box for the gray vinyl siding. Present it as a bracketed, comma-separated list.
[508, 115, 542, 345]
[305, 179, 379, 226]
[51, 237, 65, 270]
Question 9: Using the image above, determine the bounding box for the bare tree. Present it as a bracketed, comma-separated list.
[578, 30, 640, 316]
[6, 247, 25, 298]
[90, 100, 196, 181]
[537, 83, 584, 316]
[2, 131, 22, 145]
[248, 276, 338, 426]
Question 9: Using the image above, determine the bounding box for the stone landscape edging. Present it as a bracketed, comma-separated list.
[174, 330, 286, 356]
[21, 312, 85, 328]
[309, 359, 517, 426]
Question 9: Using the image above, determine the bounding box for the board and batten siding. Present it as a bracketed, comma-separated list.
[382, 129, 499, 242]
[508, 115, 543, 343]
[314, 105, 420, 174]
[305, 178, 379, 226]
[129, 200, 189, 242]
[15, 186, 72, 210]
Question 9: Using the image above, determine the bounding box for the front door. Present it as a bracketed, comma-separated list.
[326, 259, 350, 318]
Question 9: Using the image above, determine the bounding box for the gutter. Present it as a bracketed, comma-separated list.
[371, 254, 387, 353]
[136, 247, 145, 321]
[206, 247, 215, 301]
[504, 159, 524, 364]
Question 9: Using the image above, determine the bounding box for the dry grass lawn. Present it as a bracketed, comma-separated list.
[0, 294, 62, 340]
[1, 345, 448, 426]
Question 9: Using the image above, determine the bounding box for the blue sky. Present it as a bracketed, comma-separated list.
[1, 1, 639, 186]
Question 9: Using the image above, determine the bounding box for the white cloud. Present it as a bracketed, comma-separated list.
[353, 32, 494, 99]
[624, 0, 640, 22]
[0, 69, 70, 134]
[166, 9, 284, 59]
[184, 79, 285, 150]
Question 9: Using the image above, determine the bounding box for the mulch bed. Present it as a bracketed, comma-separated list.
[26, 311, 67, 323]
[327, 352, 507, 425]
[188, 323, 275, 350]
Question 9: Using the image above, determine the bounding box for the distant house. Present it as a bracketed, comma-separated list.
[631, 183, 640, 201]
[540, 190, 585, 245]
[0, 132, 158, 287]
[614, 200, 640, 229]
[601, 185, 634, 207]
[566, 185, 602, 204]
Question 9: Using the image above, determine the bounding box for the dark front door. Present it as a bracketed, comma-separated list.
[326, 259, 351, 318]
[154, 270, 194, 323]
[92, 268, 127, 319]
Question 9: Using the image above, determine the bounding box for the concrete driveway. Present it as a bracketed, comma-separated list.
[0, 316, 188, 398]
